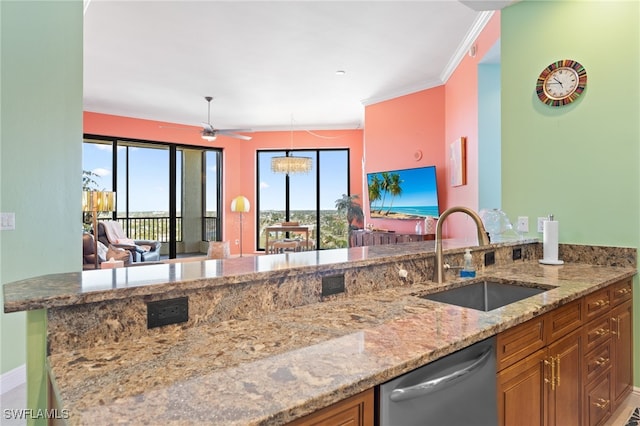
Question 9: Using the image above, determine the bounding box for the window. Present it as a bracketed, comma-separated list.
[256, 149, 349, 250]
[83, 137, 222, 258]
[203, 150, 222, 241]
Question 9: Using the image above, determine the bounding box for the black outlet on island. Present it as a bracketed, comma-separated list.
[147, 296, 189, 329]
[484, 251, 496, 267]
[322, 274, 345, 297]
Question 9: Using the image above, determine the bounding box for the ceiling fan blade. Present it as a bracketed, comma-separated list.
[218, 128, 253, 133]
[218, 130, 252, 140]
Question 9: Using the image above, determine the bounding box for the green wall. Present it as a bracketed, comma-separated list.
[501, 0, 640, 384]
[0, 0, 83, 418]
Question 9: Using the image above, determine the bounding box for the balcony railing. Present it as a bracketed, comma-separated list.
[97, 215, 220, 243]
[203, 216, 219, 241]
[114, 217, 181, 242]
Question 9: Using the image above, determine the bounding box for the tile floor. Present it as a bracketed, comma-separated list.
[1, 383, 26, 426]
[605, 391, 640, 426]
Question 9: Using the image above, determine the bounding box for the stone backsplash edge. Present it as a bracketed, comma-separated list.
[46, 242, 636, 354]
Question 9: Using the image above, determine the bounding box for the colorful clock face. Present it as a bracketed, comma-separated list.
[536, 59, 587, 106]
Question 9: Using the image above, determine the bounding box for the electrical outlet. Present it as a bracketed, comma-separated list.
[484, 251, 495, 266]
[0, 212, 15, 231]
[512, 247, 522, 261]
[516, 216, 529, 233]
[147, 297, 189, 329]
[537, 217, 547, 233]
[322, 274, 345, 297]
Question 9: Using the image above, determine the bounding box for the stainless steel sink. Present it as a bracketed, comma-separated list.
[415, 280, 556, 312]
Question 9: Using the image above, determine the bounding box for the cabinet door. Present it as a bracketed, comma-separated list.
[611, 279, 632, 307]
[611, 300, 632, 409]
[547, 299, 583, 343]
[497, 316, 546, 371]
[288, 388, 374, 426]
[547, 329, 582, 426]
[583, 370, 611, 426]
[584, 288, 611, 322]
[497, 349, 547, 426]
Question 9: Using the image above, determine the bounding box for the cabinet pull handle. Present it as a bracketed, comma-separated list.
[544, 357, 556, 390]
[611, 317, 620, 340]
[555, 356, 560, 388]
[615, 287, 631, 296]
[594, 357, 609, 366]
[593, 299, 609, 308]
[593, 327, 609, 337]
[593, 398, 610, 410]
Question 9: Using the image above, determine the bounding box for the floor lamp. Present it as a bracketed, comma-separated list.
[231, 195, 250, 257]
[82, 190, 115, 269]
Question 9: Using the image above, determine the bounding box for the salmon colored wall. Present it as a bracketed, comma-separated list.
[84, 112, 363, 255]
[363, 86, 446, 234]
[363, 13, 500, 238]
[444, 13, 500, 240]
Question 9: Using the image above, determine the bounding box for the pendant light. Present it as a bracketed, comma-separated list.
[271, 115, 312, 174]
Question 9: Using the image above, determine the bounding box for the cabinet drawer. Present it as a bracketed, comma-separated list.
[584, 370, 611, 426]
[611, 279, 632, 307]
[585, 316, 611, 353]
[584, 340, 611, 384]
[546, 298, 583, 343]
[585, 288, 611, 321]
[497, 316, 545, 371]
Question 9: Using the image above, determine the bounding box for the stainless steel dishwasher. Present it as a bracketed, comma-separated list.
[379, 336, 497, 426]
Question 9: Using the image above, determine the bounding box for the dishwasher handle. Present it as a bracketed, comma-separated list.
[389, 347, 492, 403]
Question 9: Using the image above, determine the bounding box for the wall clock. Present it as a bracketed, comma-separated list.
[536, 59, 587, 106]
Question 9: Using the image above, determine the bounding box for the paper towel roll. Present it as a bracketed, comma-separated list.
[543, 220, 559, 261]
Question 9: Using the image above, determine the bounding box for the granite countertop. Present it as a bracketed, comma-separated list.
[45, 259, 635, 425]
[4, 238, 522, 313]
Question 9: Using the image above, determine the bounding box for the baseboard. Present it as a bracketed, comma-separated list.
[0, 364, 26, 394]
[633, 386, 640, 396]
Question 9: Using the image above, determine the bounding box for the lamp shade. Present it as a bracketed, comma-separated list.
[82, 190, 115, 212]
[231, 195, 250, 213]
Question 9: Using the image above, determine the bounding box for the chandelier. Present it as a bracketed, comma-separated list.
[271, 115, 313, 175]
[271, 155, 312, 174]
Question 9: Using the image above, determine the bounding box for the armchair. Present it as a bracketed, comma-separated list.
[97, 221, 162, 263]
[83, 233, 132, 270]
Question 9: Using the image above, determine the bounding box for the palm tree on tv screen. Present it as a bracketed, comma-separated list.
[384, 173, 403, 215]
[368, 174, 382, 213]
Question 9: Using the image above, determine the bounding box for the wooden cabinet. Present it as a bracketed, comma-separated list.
[611, 297, 633, 408]
[288, 388, 374, 426]
[547, 329, 582, 426]
[497, 349, 547, 426]
[497, 299, 584, 426]
[582, 278, 633, 426]
[584, 370, 612, 426]
[497, 278, 632, 426]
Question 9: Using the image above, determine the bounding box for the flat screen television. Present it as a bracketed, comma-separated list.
[367, 165, 440, 219]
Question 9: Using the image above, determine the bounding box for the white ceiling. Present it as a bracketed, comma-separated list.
[83, 1, 507, 132]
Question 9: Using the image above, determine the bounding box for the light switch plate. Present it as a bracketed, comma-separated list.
[1, 212, 15, 230]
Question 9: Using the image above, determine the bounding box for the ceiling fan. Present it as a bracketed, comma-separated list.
[200, 96, 252, 141]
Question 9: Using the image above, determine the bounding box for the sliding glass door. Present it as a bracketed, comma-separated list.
[83, 137, 222, 258]
[256, 149, 349, 251]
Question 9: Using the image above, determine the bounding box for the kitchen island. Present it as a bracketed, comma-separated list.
[3, 239, 636, 425]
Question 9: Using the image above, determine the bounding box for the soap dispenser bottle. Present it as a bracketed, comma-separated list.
[460, 249, 476, 278]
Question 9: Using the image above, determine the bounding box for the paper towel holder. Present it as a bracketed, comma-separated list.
[539, 214, 564, 265]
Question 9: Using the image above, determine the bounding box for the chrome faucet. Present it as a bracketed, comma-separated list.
[433, 206, 490, 284]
